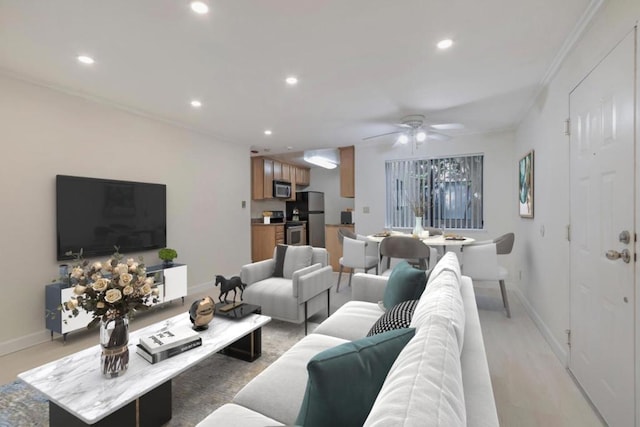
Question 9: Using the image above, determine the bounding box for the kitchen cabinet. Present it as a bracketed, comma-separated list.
[295, 166, 310, 186]
[263, 159, 274, 199]
[339, 146, 355, 198]
[252, 156, 309, 200]
[252, 157, 275, 200]
[325, 224, 355, 272]
[251, 223, 285, 262]
[281, 163, 291, 182]
[273, 161, 282, 180]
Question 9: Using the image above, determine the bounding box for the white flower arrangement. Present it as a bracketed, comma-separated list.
[62, 249, 159, 328]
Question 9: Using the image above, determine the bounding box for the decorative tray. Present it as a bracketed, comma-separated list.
[373, 231, 391, 237]
[444, 234, 466, 240]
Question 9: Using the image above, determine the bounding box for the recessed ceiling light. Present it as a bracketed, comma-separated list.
[264, 130, 272, 136]
[437, 39, 453, 50]
[190, 1, 209, 14]
[285, 76, 298, 86]
[190, 100, 202, 108]
[77, 55, 95, 65]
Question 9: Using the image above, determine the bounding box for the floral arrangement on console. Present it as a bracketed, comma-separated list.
[62, 249, 159, 328]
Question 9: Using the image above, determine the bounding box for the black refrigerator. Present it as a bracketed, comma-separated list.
[286, 191, 325, 247]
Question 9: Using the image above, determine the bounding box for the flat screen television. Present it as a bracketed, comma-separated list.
[56, 175, 167, 260]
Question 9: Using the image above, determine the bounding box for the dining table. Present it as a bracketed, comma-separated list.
[367, 231, 476, 248]
[366, 231, 476, 270]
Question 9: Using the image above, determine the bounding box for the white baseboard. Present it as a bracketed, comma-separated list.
[0, 330, 51, 357]
[512, 287, 568, 366]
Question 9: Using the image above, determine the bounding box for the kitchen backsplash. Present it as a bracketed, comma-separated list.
[251, 200, 286, 218]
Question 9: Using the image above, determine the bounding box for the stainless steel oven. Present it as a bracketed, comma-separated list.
[286, 223, 307, 246]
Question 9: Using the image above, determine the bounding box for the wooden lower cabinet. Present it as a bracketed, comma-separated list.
[251, 224, 285, 262]
[325, 224, 355, 272]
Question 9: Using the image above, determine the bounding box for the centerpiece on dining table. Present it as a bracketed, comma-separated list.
[61, 248, 160, 378]
[408, 195, 427, 238]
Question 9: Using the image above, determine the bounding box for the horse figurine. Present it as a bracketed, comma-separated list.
[214, 275, 246, 303]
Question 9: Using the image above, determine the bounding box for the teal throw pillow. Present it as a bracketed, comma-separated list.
[383, 260, 427, 309]
[295, 328, 415, 427]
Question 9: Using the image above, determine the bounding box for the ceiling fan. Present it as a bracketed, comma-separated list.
[362, 115, 463, 147]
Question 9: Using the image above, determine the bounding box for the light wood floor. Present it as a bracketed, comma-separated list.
[475, 284, 604, 426]
[1, 279, 605, 426]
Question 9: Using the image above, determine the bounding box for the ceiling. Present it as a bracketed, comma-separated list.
[0, 0, 594, 164]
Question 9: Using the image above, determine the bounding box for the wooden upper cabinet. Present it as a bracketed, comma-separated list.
[252, 157, 265, 200]
[281, 163, 291, 182]
[252, 156, 308, 199]
[340, 146, 355, 198]
[273, 161, 282, 181]
[263, 158, 274, 199]
[296, 167, 310, 186]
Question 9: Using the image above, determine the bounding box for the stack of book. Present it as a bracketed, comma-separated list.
[136, 325, 202, 364]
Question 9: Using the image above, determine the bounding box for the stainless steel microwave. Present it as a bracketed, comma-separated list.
[273, 180, 291, 198]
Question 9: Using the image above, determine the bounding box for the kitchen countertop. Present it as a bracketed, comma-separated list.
[251, 221, 284, 226]
[250, 220, 308, 225]
[326, 223, 355, 227]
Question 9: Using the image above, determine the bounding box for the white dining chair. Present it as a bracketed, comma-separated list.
[337, 235, 379, 292]
[462, 242, 511, 318]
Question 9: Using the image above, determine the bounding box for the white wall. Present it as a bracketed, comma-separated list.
[0, 74, 251, 354]
[514, 0, 640, 362]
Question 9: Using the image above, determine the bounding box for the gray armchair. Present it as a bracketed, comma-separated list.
[241, 246, 334, 334]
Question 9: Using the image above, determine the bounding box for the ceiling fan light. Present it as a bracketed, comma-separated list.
[431, 123, 464, 130]
[415, 131, 427, 142]
[397, 134, 409, 145]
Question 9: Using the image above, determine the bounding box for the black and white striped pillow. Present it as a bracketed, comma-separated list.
[367, 299, 419, 337]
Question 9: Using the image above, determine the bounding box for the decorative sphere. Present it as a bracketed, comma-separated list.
[189, 296, 215, 331]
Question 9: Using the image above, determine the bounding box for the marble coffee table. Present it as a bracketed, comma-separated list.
[18, 311, 271, 426]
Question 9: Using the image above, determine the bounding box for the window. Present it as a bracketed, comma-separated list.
[385, 155, 484, 230]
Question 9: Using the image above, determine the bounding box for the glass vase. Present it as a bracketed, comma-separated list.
[100, 316, 129, 378]
[412, 217, 424, 238]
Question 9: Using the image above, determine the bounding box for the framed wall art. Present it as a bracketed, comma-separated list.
[519, 150, 534, 218]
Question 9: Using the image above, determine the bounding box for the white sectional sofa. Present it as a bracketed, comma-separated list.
[197, 252, 498, 426]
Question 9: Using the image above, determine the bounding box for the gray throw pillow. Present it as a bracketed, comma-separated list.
[282, 245, 314, 279]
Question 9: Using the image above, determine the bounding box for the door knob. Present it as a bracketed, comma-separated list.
[606, 249, 631, 263]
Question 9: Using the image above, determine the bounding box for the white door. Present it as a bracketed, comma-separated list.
[569, 29, 636, 426]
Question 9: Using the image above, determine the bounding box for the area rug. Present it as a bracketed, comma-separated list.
[0, 319, 307, 427]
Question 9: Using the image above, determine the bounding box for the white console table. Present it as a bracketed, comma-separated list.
[45, 263, 188, 340]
